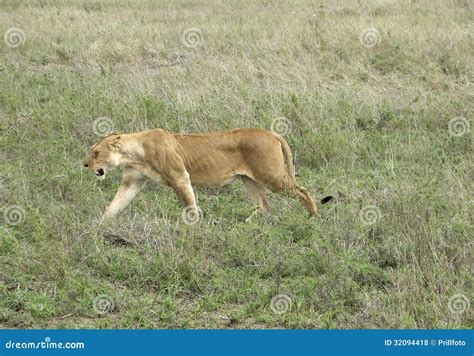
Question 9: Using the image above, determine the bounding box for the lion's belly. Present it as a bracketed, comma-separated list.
[186, 153, 248, 187]
[190, 173, 241, 188]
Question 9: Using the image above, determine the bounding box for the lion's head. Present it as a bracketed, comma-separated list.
[83, 134, 122, 180]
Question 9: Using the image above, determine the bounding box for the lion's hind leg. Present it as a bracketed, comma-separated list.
[241, 176, 269, 211]
[257, 174, 318, 217]
[241, 176, 270, 222]
[294, 185, 318, 217]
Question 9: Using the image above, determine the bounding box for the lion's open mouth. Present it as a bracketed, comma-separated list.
[95, 168, 105, 177]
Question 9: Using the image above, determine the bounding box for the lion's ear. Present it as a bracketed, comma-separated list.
[108, 135, 122, 150]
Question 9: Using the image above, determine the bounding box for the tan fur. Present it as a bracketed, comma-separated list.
[83, 128, 318, 219]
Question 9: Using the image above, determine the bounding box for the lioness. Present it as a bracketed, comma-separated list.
[83, 128, 324, 220]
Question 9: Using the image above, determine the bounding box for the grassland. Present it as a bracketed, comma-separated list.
[0, 0, 472, 329]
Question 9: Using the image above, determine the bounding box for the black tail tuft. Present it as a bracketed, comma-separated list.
[320, 195, 334, 204]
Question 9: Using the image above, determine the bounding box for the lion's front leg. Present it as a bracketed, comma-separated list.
[105, 169, 146, 218]
[171, 173, 199, 221]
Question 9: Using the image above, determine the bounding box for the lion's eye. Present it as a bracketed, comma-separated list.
[92, 151, 99, 159]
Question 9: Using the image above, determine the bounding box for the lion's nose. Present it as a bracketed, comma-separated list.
[83, 163, 88, 168]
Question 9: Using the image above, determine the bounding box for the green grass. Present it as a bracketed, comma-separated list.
[0, 0, 472, 329]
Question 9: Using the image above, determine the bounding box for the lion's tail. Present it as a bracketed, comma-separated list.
[272, 132, 330, 216]
[272, 133, 295, 180]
